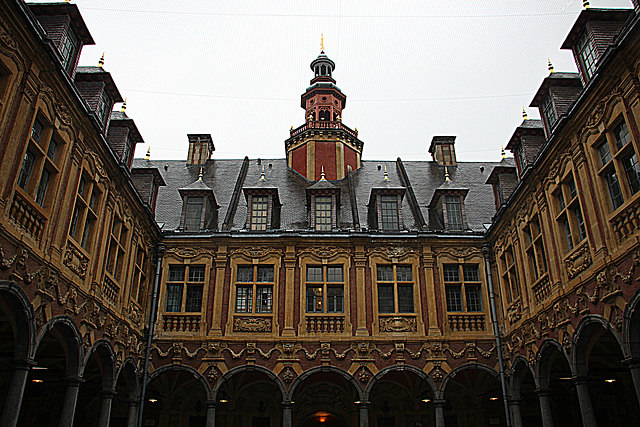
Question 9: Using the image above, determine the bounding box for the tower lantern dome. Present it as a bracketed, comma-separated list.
[310, 52, 336, 81]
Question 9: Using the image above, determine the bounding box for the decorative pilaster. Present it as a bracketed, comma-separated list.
[210, 246, 228, 335]
[283, 246, 297, 336]
[355, 246, 369, 336]
[422, 248, 441, 335]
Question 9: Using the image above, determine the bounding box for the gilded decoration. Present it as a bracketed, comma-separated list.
[233, 317, 272, 332]
[366, 246, 414, 259]
[564, 244, 592, 279]
[299, 246, 351, 258]
[231, 247, 282, 258]
[63, 241, 89, 279]
[378, 316, 417, 332]
[165, 247, 215, 259]
[435, 247, 482, 259]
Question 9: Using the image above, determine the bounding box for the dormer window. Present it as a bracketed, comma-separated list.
[515, 145, 527, 177]
[184, 197, 204, 232]
[96, 91, 112, 124]
[576, 31, 597, 80]
[429, 188, 469, 231]
[380, 195, 400, 231]
[178, 173, 218, 232]
[445, 196, 463, 231]
[540, 93, 557, 130]
[59, 26, 78, 72]
[306, 176, 340, 231]
[315, 196, 332, 231]
[250, 195, 269, 231]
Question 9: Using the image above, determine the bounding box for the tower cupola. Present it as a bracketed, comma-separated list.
[310, 52, 336, 82]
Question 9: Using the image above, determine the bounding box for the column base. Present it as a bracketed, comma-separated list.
[428, 327, 442, 336]
[282, 327, 296, 337]
[355, 327, 369, 337]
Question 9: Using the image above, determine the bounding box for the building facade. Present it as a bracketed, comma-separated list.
[1, 1, 640, 427]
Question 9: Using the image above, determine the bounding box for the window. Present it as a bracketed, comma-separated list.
[184, 197, 203, 231]
[596, 118, 639, 211]
[576, 31, 597, 80]
[96, 90, 112, 125]
[555, 175, 587, 252]
[523, 215, 548, 280]
[235, 265, 274, 313]
[165, 265, 205, 313]
[445, 195, 464, 231]
[58, 25, 78, 73]
[306, 265, 344, 313]
[376, 265, 414, 313]
[17, 150, 35, 190]
[444, 264, 483, 312]
[69, 172, 100, 250]
[250, 195, 269, 231]
[541, 94, 558, 130]
[132, 244, 149, 305]
[380, 195, 399, 231]
[315, 196, 332, 231]
[500, 248, 520, 303]
[105, 215, 129, 282]
[515, 145, 527, 176]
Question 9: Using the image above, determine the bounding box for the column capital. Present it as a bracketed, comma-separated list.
[623, 357, 640, 368]
[64, 377, 84, 387]
[355, 400, 370, 408]
[206, 400, 217, 409]
[12, 358, 37, 370]
[535, 387, 550, 397]
[281, 401, 293, 409]
[128, 400, 140, 408]
[433, 399, 447, 407]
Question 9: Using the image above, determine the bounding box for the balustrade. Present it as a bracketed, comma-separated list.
[611, 196, 640, 241]
[305, 315, 345, 333]
[162, 314, 201, 332]
[532, 276, 551, 304]
[447, 313, 486, 332]
[290, 120, 358, 138]
[102, 276, 120, 305]
[9, 190, 45, 240]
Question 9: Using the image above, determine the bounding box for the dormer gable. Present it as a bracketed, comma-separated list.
[367, 171, 406, 232]
[561, 8, 634, 83]
[74, 67, 123, 132]
[530, 72, 582, 138]
[306, 173, 340, 231]
[178, 170, 218, 232]
[485, 161, 518, 210]
[28, 3, 94, 76]
[505, 119, 545, 177]
[131, 167, 166, 214]
[429, 181, 469, 231]
[107, 111, 144, 169]
[243, 172, 281, 231]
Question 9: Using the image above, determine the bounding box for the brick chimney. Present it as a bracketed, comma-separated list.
[187, 134, 214, 165]
[429, 136, 457, 166]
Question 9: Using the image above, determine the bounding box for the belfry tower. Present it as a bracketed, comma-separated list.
[285, 43, 363, 181]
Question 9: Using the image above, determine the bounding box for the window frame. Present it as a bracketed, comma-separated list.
[305, 265, 344, 314]
[234, 264, 275, 314]
[576, 30, 597, 80]
[249, 194, 270, 231]
[163, 264, 207, 313]
[442, 263, 485, 313]
[375, 264, 415, 314]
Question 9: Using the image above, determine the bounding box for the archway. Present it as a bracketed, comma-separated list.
[110, 358, 139, 426]
[441, 365, 506, 427]
[510, 357, 542, 427]
[74, 341, 116, 426]
[536, 340, 579, 426]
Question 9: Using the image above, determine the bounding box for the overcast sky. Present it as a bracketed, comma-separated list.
[36, 0, 634, 162]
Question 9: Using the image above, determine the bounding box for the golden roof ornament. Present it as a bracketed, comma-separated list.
[321, 34, 325, 53]
[444, 166, 451, 182]
[198, 167, 204, 182]
[320, 166, 326, 181]
[145, 147, 150, 160]
[548, 58, 555, 73]
[583, 0, 590, 8]
[501, 146, 506, 159]
[98, 53, 104, 68]
[383, 165, 389, 181]
[121, 98, 127, 113]
[522, 107, 528, 120]
[259, 165, 266, 181]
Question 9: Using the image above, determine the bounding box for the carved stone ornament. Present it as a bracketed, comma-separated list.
[507, 300, 522, 324]
[546, 152, 571, 185]
[378, 316, 417, 332]
[0, 17, 17, 50]
[234, 317, 272, 332]
[300, 246, 351, 259]
[231, 247, 282, 258]
[564, 244, 592, 279]
[367, 246, 413, 259]
[585, 87, 623, 130]
[64, 241, 89, 279]
[435, 247, 482, 259]
[165, 247, 215, 259]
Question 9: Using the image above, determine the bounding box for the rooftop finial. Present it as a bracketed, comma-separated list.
[321, 34, 325, 53]
[198, 167, 204, 181]
[383, 165, 389, 181]
[145, 147, 150, 160]
[259, 165, 266, 181]
[121, 98, 127, 113]
[583, 0, 590, 8]
[522, 107, 528, 120]
[320, 166, 326, 180]
[98, 52, 104, 68]
[501, 146, 506, 159]
[444, 166, 451, 182]
[548, 58, 555, 73]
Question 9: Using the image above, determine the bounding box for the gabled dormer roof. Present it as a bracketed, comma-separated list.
[561, 8, 634, 50]
[75, 66, 124, 103]
[505, 119, 544, 151]
[530, 72, 582, 108]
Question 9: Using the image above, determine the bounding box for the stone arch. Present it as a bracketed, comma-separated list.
[81, 339, 117, 390]
[439, 362, 500, 397]
[34, 315, 83, 377]
[572, 314, 623, 375]
[623, 286, 640, 360]
[110, 357, 140, 425]
[0, 280, 36, 360]
[287, 365, 364, 402]
[147, 363, 211, 398]
[115, 356, 140, 398]
[213, 363, 286, 400]
[535, 338, 571, 388]
[510, 356, 535, 397]
[364, 364, 437, 399]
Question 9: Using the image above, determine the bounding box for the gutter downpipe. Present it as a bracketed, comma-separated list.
[137, 244, 165, 427]
[483, 245, 512, 427]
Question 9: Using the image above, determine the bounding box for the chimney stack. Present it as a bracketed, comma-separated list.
[429, 136, 457, 166]
[187, 134, 214, 165]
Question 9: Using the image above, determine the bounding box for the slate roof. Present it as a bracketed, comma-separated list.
[133, 156, 502, 234]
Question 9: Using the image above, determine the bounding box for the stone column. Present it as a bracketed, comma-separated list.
[283, 246, 297, 337]
[357, 401, 369, 427]
[625, 358, 640, 409]
[59, 377, 81, 427]
[354, 246, 369, 336]
[205, 401, 216, 427]
[509, 398, 523, 427]
[434, 399, 446, 427]
[574, 377, 597, 427]
[126, 400, 139, 427]
[282, 401, 292, 427]
[98, 389, 116, 427]
[422, 248, 441, 335]
[536, 388, 554, 427]
[210, 246, 228, 335]
[0, 359, 34, 427]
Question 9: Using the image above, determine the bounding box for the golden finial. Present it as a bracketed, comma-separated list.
[198, 167, 204, 181]
[522, 107, 528, 120]
[383, 165, 389, 181]
[583, 0, 590, 8]
[290, 126, 294, 131]
[98, 53, 104, 68]
[121, 98, 127, 113]
[444, 166, 451, 182]
[145, 147, 150, 160]
[259, 165, 266, 181]
[548, 58, 554, 73]
[321, 34, 325, 53]
[320, 166, 326, 180]
[501, 146, 506, 159]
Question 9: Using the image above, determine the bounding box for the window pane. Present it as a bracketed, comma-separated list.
[256, 286, 273, 313]
[541, 94, 557, 128]
[168, 265, 185, 282]
[184, 197, 203, 231]
[398, 284, 414, 313]
[380, 195, 399, 231]
[237, 266, 254, 282]
[446, 285, 463, 312]
[465, 285, 483, 311]
[306, 286, 323, 312]
[577, 31, 597, 79]
[445, 196, 463, 231]
[251, 195, 269, 230]
[17, 151, 35, 189]
[31, 119, 43, 143]
[307, 266, 323, 282]
[327, 266, 343, 282]
[165, 284, 183, 312]
[377, 265, 393, 282]
[614, 121, 631, 150]
[235, 286, 253, 313]
[563, 218, 574, 251]
[327, 286, 344, 313]
[396, 266, 412, 281]
[35, 168, 50, 206]
[378, 284, 394, 313]
[185, 285, 203, 312]
[575, 205, 587, 242]
[623, 151, 640, 195]
[598, 142, 612, 167]
[257, 266, 274, 282]
[47, 139, 58, 162]
[463, 265, 479, 282]
[568, 178, 577, 199]
[557, 191, 565, 210]
[188, 266, 206, 282]
[443, 265, 460, 282]
[604, 169, 624, 210]
[315, 196, 332, 231]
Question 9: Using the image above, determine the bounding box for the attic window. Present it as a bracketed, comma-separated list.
[184, 197, 203, 231]
[445, 196, 464, 231]
[250, 195, 269, 231]
[380, 195, 400, 231]
[540, 93, 557, 130]
[314, 196, 332, 231]
[59, 25, 78, 72]
[576, 31, 597, 80]
[96, 91, 111, 124]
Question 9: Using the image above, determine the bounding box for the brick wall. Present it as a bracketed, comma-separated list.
[551, 85, 583, 116]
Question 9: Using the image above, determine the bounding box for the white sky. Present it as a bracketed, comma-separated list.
[36, 0, 634, 162]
